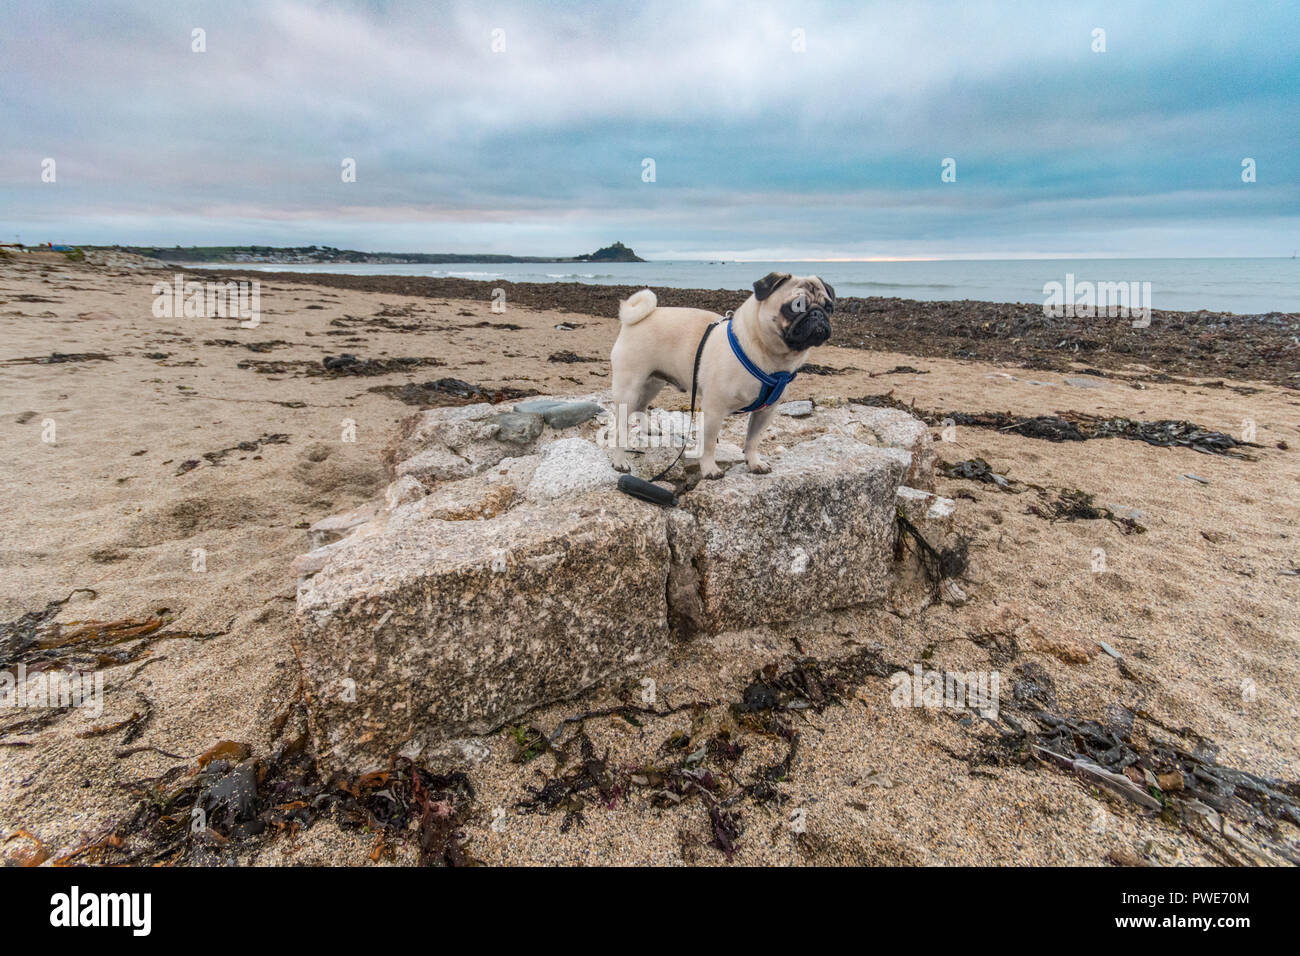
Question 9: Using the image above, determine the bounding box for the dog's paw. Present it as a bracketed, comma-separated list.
[747, 459, 771, 475]
[611, 459, 631, 473]
[701, 466, 724, 480]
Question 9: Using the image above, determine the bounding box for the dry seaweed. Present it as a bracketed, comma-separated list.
[895, 512, 971, 584]
[1, 352, 112, 366]
[202, 338, 290, 352]
[0, 592, 229, 676]
[100, 708, 478, 867]
[853, 392, 1262, 458]
[939, 457, 1020, 491]
[962, 674, 1300, 865]
[937, 459, 1146, 533]
[237, 355, 446, 377]
[181, 432, 289, 472]
[369, 377, 540, 407]
[1028, 488, 1147, 534]
[516, 669, 866, 859]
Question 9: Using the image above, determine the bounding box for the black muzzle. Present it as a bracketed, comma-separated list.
[784, 307, 832, 349]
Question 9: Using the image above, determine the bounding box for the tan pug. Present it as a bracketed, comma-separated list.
[608, 272, 834, 478]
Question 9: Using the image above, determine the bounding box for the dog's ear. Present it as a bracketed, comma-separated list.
[816, 276, 836, 302]
[753, 271, 792, 301]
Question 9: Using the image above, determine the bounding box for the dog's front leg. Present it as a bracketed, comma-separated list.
[742, 405, 777, 473]
[694, 402, 727, 479]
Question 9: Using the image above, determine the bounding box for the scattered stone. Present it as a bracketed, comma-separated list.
[513, 398, 604, 429]
[490, 411, 544, 444]
[1181, 473, 1210, 485]
[384, 475, 425, 512]
[1019, 624, 1096, 664]
[385, 403, 543, 484]
[1156, 771, 1184, 792]
[1099, 640, 1122, 660]
[713, 442, 744, 466]
[545, 401, 605, 429]
[1103, 503, 1146, 522]
[940, 580, 968, 606]
[514, 399, 565, 416]
[777, 400, 814, 417]
[896, 486, 956, 525]
[308, 501, 381, 549]
[1065, 376, 1109, 388]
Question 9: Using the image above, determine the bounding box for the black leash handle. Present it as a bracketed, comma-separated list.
[617, 315, 724, 506]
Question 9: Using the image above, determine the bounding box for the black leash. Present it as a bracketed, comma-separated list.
[616, 316, 723, 506]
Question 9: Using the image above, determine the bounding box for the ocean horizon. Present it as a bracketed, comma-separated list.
[199, 256, 1298, 315]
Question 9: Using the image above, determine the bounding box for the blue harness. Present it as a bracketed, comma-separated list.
[726, 319, 796, 413]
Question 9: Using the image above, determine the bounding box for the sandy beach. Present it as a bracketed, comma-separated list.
[2, 251, 1298, 867]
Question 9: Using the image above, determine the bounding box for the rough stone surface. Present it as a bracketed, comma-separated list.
[513, 399, 566, 416]
[890, 488, 961, 617]
[514, 399, 605, 429]
[896, 486, 956, 526]
[308, 501, 381, 549]
[777, 400, 814, 417]
[713, 442, 744, 466]
[668, 435, 910, 633]
[294, 394, 945, 771]
[843, 406, 937, 490]
[383, 403, 541, 484]
[490, 411, 544, 444]
[544, 401, 605, 429]
[295, 490, 672, 773]
[524, 438, 620, 502]
[384, 475, 425, 512]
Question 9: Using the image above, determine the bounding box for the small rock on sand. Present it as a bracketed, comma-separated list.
[515, 399, 604, 429]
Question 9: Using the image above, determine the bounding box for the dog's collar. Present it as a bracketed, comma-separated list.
[726, 318, 796, 413]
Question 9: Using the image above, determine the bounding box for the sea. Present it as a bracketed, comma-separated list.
[202, 257, 1298, 315]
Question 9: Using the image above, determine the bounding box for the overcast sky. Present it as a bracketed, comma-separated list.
[1, 0, 1296, 258]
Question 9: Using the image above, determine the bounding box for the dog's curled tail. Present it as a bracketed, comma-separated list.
[618, 289, 657, 325]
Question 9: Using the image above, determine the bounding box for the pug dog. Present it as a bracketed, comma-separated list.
[608, 271, 834, 478]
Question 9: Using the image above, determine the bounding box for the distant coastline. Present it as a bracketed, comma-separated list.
[84, 240, 646, 265]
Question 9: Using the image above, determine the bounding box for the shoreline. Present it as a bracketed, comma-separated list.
[195, 267, 1300, 389]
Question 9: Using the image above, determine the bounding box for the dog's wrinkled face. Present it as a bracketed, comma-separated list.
[752, 272, 835, 351]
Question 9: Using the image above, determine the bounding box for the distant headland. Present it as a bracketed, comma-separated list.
[88, 241, 646, 265]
